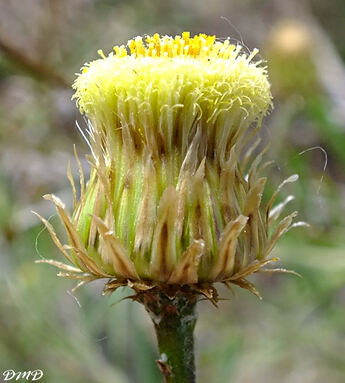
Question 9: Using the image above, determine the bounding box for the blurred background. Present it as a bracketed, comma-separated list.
[0, 0, 344, 382]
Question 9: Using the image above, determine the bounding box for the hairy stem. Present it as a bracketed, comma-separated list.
[141, 291, 197, 383]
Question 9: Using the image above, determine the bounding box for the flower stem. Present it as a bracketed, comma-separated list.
[141, 291, 197, 383]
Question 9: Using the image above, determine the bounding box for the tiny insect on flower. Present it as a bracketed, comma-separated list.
[35, 33, 300, 301]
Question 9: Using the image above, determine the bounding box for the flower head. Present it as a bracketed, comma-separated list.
[37, 33, 298, 300]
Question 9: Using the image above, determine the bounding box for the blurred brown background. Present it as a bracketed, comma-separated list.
[1, 1, 345, 382]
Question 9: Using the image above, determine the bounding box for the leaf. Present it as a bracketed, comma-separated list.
[32, 211, 75, 265]
[247, 143, 269, 184]
[227, 257, 278, 281]
[43, 194, 109, 277]
[266, 174, 299, 219]
[287, 221, 311, 231]
[92, 215, 139, 279]
[168, 240, 205, 284]
[230, 278, 262, 300]
[35, 259, 82, 273]
[43, 194, 85, 252]
[258, 268, 302, 278]
[150, 186, 179, 282]
[67, 161, 77, 209]
[57, 272, 97, 281]
[241, 137, 261, 172]
[103, 279, 128, 295]
[71, 280, 91, 293]
[193, 284, 219, 307]
[268, 195, 295, 225]
[134, 153, 156, 253]
[211, 215, 248, 280]
[244, 177, 266, 216]
[73, 144, 85, 203]
[127, 280, 156, 291]
[265, 211, 298, 256]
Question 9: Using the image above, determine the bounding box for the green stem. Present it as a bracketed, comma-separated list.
[142, 292, 197, 383]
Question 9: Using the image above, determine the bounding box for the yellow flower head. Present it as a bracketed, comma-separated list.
[37, 33, 298, 300]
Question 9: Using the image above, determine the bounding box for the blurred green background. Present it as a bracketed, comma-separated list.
[0, 1, 345, 382]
